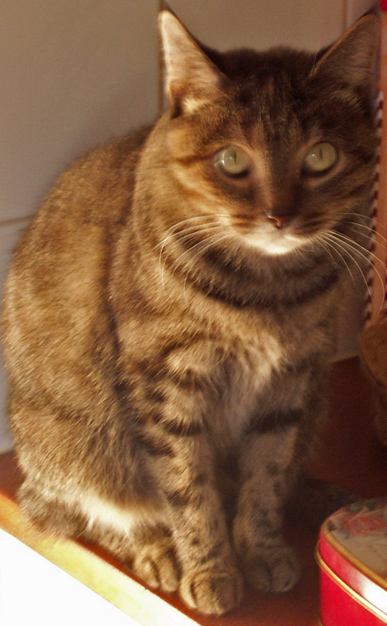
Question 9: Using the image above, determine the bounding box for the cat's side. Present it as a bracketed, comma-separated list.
[1, 11, 379, 616]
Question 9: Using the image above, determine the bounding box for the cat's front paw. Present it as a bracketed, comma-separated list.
[243, 544, 301, 593]
[180, 565, 243, 616]
[131, 541, 180, 593]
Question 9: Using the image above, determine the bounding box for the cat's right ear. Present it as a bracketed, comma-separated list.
[310, 13, 380, 98]
[158, 10, 225, 114]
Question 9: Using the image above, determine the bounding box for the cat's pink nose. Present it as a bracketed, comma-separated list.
[266, 214, 292, 229]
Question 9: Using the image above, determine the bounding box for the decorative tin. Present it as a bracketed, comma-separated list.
[317, 498, 387, 625]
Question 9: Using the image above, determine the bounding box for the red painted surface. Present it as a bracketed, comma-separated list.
[320, 569, 384, 626]
[318, 516, 387, 625]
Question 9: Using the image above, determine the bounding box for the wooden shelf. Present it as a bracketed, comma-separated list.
[1, 358, 387, 626]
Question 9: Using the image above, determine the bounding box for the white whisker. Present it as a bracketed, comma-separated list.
[347, 220, 387, 249]
[184, 233, 232, 296]
[333, 231, 387, 303]
[319, 232, 358, 288]
[320, 229, 385, 302]
[156, 213, 232, 293]
[156, 215, 225, 291]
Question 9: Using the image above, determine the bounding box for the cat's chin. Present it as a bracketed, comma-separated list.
[242, 227, 308, 257]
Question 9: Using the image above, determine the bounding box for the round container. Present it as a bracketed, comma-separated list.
[317, 498, 387, 625]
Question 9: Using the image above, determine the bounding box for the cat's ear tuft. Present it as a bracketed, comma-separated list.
[158, 10, 225, 114]
[310, 14, 380, 96]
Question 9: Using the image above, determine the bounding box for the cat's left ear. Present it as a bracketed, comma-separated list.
[159, 10, 226, 114]
[310, 13, 380, 96]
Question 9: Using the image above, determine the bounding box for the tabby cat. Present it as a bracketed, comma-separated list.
[1, 10, 380, 616]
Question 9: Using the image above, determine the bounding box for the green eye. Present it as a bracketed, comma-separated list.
[214, 146, 251, 177]
[303, 142, 338, 175]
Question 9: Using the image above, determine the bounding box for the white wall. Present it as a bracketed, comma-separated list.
[0, 0, 376, 452]
[1, 0, 159, 223]
[0, 530, 138, 626]
[170, 0, 346, 50]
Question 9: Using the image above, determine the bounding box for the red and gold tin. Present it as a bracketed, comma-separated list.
[317, 498, 387, 625]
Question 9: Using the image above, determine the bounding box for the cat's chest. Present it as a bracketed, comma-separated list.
[210, 333, 285, 440]
[207, 313, 328, 445]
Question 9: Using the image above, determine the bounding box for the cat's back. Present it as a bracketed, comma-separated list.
[2, 125, 151, 380]
[5, 125, 151, 287]
[15, 125, 150, 259]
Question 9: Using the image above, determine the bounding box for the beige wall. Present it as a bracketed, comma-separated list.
[1, 1, 159, 222]
[1, 0, 376, 223]
[0, 0, 376, 450]
[171, 0, 346, 51]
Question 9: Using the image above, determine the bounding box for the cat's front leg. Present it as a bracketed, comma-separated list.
[150, 433, 243, 615]
[125, 345, 244, 615]
[233, 418, 302, 593]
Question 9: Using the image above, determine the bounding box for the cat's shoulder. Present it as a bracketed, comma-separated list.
[29, 124, 154, 233]
[62, 124, 153, 185]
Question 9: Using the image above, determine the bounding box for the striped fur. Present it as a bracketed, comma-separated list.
[1, 11, 380, 616]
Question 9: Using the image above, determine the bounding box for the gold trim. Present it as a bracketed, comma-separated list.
[320, 518, 387, 592]
[316, 549, 387, 622]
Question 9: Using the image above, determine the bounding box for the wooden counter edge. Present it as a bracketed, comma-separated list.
[0, 491, 198, 626]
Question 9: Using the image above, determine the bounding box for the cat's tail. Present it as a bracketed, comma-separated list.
[284, 472, 358, 529]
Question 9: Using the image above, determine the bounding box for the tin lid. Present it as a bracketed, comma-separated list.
[319, 498, 387, 613]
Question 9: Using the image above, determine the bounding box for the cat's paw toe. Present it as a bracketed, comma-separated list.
[180, 566, 243, 615]
[244, 545, 301, 593]
[132, 547, 180, 593]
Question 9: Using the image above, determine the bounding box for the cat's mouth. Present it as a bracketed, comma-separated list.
[241, 222, 310, 256]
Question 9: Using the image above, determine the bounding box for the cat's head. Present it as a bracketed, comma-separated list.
[153, 10, 380, 259]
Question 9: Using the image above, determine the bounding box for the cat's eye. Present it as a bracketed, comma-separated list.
[214, 146, 251, 178]
[302, 142, 338, 175]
